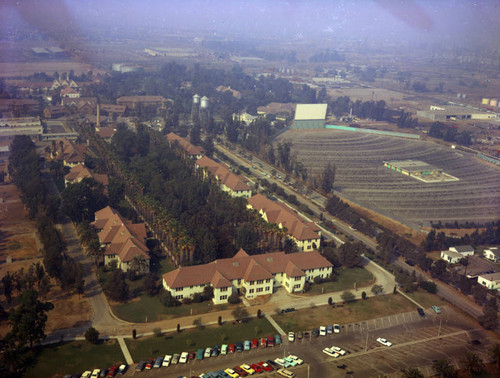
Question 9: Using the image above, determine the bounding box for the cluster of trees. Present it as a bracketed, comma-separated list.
[430, 220, 499, 230]
[428, 122, 472, 145]
[8, 136, 85, 294]
[61, 178, 108, 223]
[309, 50, 345, 63]
[320, 241, 366, 270]
[329, 96, 395, 123]
[422, 226, 500, 252]
[325, 195, 378, 236]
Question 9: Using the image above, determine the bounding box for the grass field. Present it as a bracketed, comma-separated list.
[404, 289, 448, 309]
[24, 340, 124, 378]
[273, 293, 417, 332]
[306, 267, 374, 295]
[125, 317, 276, 361]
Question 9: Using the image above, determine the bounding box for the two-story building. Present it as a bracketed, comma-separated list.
[162, 249, 332, 305]
[196, 156, 252, 199]
[166, 132, 205, 160]
[92, 206, 150, 273]
[247, 194, 321, 251]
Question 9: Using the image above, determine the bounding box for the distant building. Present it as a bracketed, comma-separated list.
[0, 117, 43, 141]
[0, 99, 39, 115]
[216, 86, 242, 99]
[64, 163, 109, 188]
[162, 249, 332, 305]
[196, 156, 252, 199]
[449, 245, 474, 256]
[484, 247, 500, 262]
[440, 245, 474, 264]
[92, 206, 150, 273]
[60, 86, 80, 98]
[116, 96, 170, 109]
[53, 137, 87, 167]
[477, 272, 500, 291]
[43, 105, 67, 119]
[247, 194, 321, 251]
[292, 104, 328, 129]
[233, 112, 259, 125]
[417, 105, 498, 121]
[166, 132, 205, 159]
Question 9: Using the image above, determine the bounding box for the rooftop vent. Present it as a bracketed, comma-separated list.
[233, 262, 239, 267]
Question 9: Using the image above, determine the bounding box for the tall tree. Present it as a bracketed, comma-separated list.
[461, 352, 485, 376]
[321, 162, 336, 194]
[8, 289, 54, 349]
[402, 368, 424, 378]
[432, 359, 457, 378]
[61, 178, 108, 223]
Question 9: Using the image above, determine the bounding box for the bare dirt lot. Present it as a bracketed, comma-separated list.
[0, 182, 91, 337]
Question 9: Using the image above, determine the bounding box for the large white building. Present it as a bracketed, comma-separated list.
[477, 272, 500, 291]
[162, 249, 332, 305]
[292, 103, 328, 129]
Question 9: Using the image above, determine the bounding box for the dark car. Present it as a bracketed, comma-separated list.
[235, 342, 243, 352]
[135, 361, 146, 372]
[106, 366, 118, 377]
[312, 328, 319, 337]
[233, 366, 248, 377]
[266, 359, 278, 368]
[417, 307, 425, 317]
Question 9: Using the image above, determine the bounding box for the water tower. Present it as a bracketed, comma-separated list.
[199, 96, 210, 124]
[191, 94, 200, 122]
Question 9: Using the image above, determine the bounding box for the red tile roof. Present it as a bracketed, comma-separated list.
[65, 164, 108, 186]
[167, 132, 205, 157]
[196, 156, 250, 192]
[162, 250, 331, 289]
[248, 194, 320, 241]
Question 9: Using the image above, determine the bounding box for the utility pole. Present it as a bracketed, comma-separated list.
[365, 332, 369, 352]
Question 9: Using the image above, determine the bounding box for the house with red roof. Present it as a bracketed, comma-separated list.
[64, 163, 109, 188]
[166, 132, 205, 160]
[53, 137, 87, 167]
[92, 206, 150, 273]
[196, 156, 252, 199]
[162, 249, 332, 304]
[247, 194, 321, 252]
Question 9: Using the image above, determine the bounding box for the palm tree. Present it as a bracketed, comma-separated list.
[491, 343, 500, 369]
[432, 359, 457, 378]
[130, 255, 149, 275]
[87, 239, 103, 267]
[402, 368, 424, 378]
[461, 352, 485, 376]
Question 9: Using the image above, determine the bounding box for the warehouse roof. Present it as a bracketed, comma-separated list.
[294, 104, 328, 121]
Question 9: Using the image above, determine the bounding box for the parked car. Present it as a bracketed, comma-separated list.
[312, 328, 319, 337]
[251, 339, 259, 349]
[211, 345, 220, 357]
[267, 335, 275, 347]
[275, 334, 282, 345]
[228, 344, 236, 353]
[277, 368, 296, 377]
[296, 331, 303, 340]
[288, 331, 295, 342]
[224, 368, 239, 378]
[153, 356, 163, 368]
[417, 308, 425, 317]
[171, 353, 180, 364]
[236, 342, 244, 352]
[284, 357, 298, 367]
[244, 340, 251, 351]
[90, 369, 100, 378]
[287, 355, 303, 365]
[145, 358, 155, 370]
[250, 363, 263, 373]
[323, 347, 340, 358]
[217, 369, 231, 378]
[331, 346, 346, 356]
[107, 365, 118, 377]
[204, 347, 212, 358]
[135, 362, 145, 372]
[221, 344, 228, 354]
[233, 365, 248, 376]
[266, 359, 278, 368]
[117, 364, 128, 375]
[81, 372, 92, 378]
[376, 337, 393, 347]
[432, 305, 441, 314]
[260, 337, 267, 347]
[319, 326, 327, 336]
[240, 364, 255, 375]
[327, 325, 333, 334]
[334, 324, 340, 334]
[179, 352, 189, 364]
[256, 361, 273, 372]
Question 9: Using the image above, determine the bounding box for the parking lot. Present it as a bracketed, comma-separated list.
[123, 306, 498, 377]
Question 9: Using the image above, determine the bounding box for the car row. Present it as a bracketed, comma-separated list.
[134, 335, 284, 373]
[78, 364, 128, 378]
[322, 345, 347, 358]
[288, 324, 340, 342]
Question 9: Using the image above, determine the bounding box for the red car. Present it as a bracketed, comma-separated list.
[106, 366, 118, 377]
[145, 359, 155, 370]
[228, 344, 236, 353]
[267, 335, 275, 347]
[258, 361, 274, 372]
[188, 352, 196, 360]
[250, 363, 263, 373]
[251, 339, 259, 349]
[260, 337, 267, 348]
[233, 366, 248, 377]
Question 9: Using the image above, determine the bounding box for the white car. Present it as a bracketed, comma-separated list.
[162, 354, 172, 367]
[204, 347, 212, 358]
[90, 369, 100, 378]
[288, 331, 295, 342]
[331, 346, 346, 356]
[376, 337, 393, 347]
[81, 372, 91, 378]
[334, 324, 340, 333]
[319, 326, 327, 336]
[287, 355, 303, 365]
[322, 347, 340, 358]
[179, 352, 189, 364]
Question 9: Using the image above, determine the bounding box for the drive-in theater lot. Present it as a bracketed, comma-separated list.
[125, 306, 496, 377]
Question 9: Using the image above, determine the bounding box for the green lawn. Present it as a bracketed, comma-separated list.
[24, 340, 124, 378]
[305, 267, 374, 295]
[125, 317, 276, 361]
[404, 289, 448, 309]
[273, 293, 417, 332]
[113, 294, 228, 323]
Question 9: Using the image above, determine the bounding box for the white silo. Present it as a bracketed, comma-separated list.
[200, 96, 209, 108]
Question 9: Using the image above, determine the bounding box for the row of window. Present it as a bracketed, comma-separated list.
[248, 286, 272, 294]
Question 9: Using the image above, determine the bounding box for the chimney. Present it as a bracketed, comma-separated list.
[96, 103, 100, 128]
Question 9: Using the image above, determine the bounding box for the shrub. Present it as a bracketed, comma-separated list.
[182, 297, 192, 305]
[153, 327, 162, 337]
[419, 280, 437, 294]
[227, 292, 240, 304]
[192, 292, 203, 303]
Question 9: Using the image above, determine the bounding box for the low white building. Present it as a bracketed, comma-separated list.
[162, 249, 332, 305]
[477, 272, 500, 291]
[440, 250, 463, 264]
[484, 247, 500, 262]
[449, 245, 474, 256]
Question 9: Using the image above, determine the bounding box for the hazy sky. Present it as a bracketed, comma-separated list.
[4, 0, 500, 48]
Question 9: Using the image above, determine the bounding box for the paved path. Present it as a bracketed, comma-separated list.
[117, 336, 134, 364]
